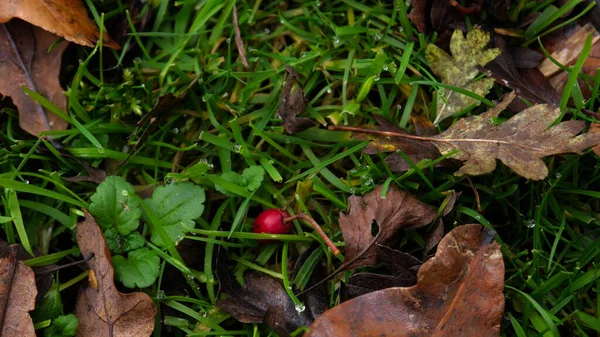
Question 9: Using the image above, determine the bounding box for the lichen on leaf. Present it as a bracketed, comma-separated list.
[426, 28, 501, 125]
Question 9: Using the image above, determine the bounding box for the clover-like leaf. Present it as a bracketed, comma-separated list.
[214, 171, 246, 195]
[426, 28, 501, 125]
[146, 182, 205, 246]
[242, 166, 265, 191]
[113, 248, 160, 289]
[89, 176, 141, 235]
[45, 314, 78, 337]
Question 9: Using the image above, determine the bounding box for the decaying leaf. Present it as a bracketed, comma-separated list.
[0, 20, 68, 137]
[432, 92, 600, 180]
[217, 258, 324, 337]
[0, 0, 119, 48]
[0, 246, 37, 337]
[74, 211, 156, 337]
[232, 5, 249, 70]
[339, 185, 437, 269]
[426, 29, 501, 125]
[305, 224, 505, 337]
[278, 65, 315, 134]
[341, 244, 422, 301]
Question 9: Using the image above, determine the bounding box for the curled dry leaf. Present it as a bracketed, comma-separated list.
[305, 224, 505, 337]
[0, 20, 68, 137]
[74, 211, 156, 337]
[0, 246, 37, 337]
[0, 0, 119, 48]
[278, 65, 315, 134]
[339, 185, 437, 270]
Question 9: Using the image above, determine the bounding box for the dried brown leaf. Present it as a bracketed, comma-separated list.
[74, 211, 156, 337]
[339, 185, 437, 269]
[0, 247, 37, 337]
[0, 21, 68, 137]
[432, 92, 600, 180]
[305, 224, 505, 337]
[0, 0, 119, 48]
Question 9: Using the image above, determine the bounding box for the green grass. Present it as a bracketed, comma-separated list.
[1, 0, 600, 336]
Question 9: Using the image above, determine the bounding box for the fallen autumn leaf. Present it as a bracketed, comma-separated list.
[0, 0, 119, 48]
[74, 211, 156, 337]
[0, 245, 37, 337]
[305, 224, 505, 337]
[339, 184, 437, 269]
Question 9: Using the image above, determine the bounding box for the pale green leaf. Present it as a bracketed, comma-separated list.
[89, 176, 141, 235]
[113, 248, 161, 288]
[242, 166, 265, 191]
[45, 314, 78, 337]
[146, 182, 205, 246]
[214, 171, 245, 195]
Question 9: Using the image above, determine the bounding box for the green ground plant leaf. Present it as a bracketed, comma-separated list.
[146, 182, 205, 246]
[44, 314, 78, 337]
[241, 166, 265, 191]
[215, 171, 246, 195]
[113, 248, 160, 289]
[426, 28, 501, 125]
[104, 228, 145, 255]
[89, 176, 141, 235]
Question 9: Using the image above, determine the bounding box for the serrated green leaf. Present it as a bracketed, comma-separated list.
[214, 171, 246, 195]
[146, 182, 205, 246]
[113, 248, 161, 288]
[242, 166, 265, 191]
[89, 176, 141, 235]
[426, 29, 501, 125]
[45, 314, 78, 337]
[104, 228, 146, 254]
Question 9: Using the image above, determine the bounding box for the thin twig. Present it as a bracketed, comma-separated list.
[233, 5, 249, 70]
[466, 176, 483, 214]
[284, 213, 340, 255]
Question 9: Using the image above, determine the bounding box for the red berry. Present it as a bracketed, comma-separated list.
[253, 209, 291, 241]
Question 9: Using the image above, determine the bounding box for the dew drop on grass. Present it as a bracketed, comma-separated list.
[555, 172, 562, 179]
[156, 290, 165, 299]
[397, 104, 402, 110]
[327, 88, 332, 94]
[264, 28, 270, 34]
[295, 303, 306, 313]
[24, 180, 29, 184]
[486, 70, 492, 77]
[487, 118, 494, 125]
[233, 144, 243, 153]
[226, 38, 231, 43]
[121, 190, 129, 196]
[374, 77, 380, 81]
[525, 219, 536, 228]
[172, 128, 179, 134]
[382, 64, 389, 71]
[186, 273, 195, 281]
[333, 36, 340, 44]
[398, 27, 404, 33]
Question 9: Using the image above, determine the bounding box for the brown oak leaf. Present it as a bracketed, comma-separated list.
[339, 185, 437, 269]
[432, 91, 600, 180]
[0, 246, 37, 337]
[74, 211, 156, 337]
[305, 224, 505, 337]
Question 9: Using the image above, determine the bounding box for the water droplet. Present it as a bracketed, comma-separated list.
[226, 38, 231, 43]
[373, 32, 382, 41]
[164, 177, 174, 185]
[97, 148, 105, 154]
[555, 172, 562, 179]
[172, 128, 179, 134]
[361, 175, 374, 186]
[186, 273, 195, 281]
[333, 36, 340, 44]
[264, 28, 270, 34]
[398, 27, 404, 33]
[24, 180, 29, 184]
[295, 303, 306, 313]
[486, 70, 492, 77]
[156, 290, 165, 299]
[326, 88, 332, 94]
[233, 144, 243, 153]
[316, 0, 321, 6]
[487, 118, 494, 125]
[121, 190, 129, 196]
[280, 19, 284, 24]
[438, 88, 445, 96]
[396, 104, 402, 110]
[382, 64, 389, 71]
[525, 219, 536, 228]
[201, 96, 207, 102]
[374, 77, 380, 82]
[349, 187, 357, 194]
[349, 168, 358, 175]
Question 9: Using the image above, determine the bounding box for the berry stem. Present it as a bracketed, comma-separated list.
[284, 213, 341, 256]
